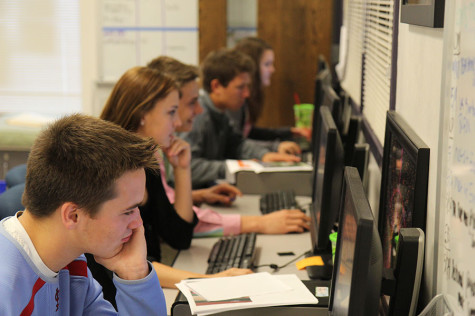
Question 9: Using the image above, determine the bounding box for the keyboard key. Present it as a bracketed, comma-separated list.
[206, 233, 257, 273]
[259, 190, 298, 214]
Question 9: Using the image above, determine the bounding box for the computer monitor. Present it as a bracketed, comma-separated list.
[351, 143, 370, 192]
[312, 77, 341, 162]
[378, 111, 429, 270]
[313, 68, 332, 112]
[343, 116, 361, 166]
[322, 84, 343, 136]
[307, 106, 344, 280]
[328, 166, 383, 316]
[381, 228, 425, 316]
[339, 91, 353, 137]
[310, 68, 332, 158]
[333, 90, 362, 169]
[318, 54, 330, 73]
[317, 54, 342, 96]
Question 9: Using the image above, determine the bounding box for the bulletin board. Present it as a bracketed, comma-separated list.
[439, 0, 475, 313]
[98, 0, 198, 82]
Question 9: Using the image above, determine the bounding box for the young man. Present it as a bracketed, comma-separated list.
[181, 49, 302, 189]
[147, 56, 310, 236]
[0, 114, 166, 315]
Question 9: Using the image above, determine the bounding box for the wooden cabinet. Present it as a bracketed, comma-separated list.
[257, 0, 333, 128]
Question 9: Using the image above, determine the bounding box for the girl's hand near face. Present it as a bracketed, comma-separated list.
[164, 137, 191, 170]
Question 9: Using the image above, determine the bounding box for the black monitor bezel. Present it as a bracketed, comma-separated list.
[343, 116, 361, 166]
[312, 68, 332, 157]
[389, 228, 425, 316]
[310, 106, 345, 254]
[329, 167, 381, 315]
[318, 54, 330, 73]
[378, 111, 430, 261]
[322, 84, 343, 134]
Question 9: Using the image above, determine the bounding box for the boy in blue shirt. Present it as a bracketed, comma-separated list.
[0, 114, 166, 315]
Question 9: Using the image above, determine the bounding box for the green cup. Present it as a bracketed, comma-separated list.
[293, 103, 314, 128]
[329, 232, 338, 264]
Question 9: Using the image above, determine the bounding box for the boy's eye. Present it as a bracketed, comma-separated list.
[124, 207, 138, 215]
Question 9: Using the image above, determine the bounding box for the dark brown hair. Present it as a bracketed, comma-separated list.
[100, 66, 178, 132]
[234, 37, 273, 124]
[22, 114, 159, 217]
[147, 56, 199, 94]
[201, 48, 255, 94]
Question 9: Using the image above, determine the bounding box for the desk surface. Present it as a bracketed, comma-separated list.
[163, 194, 313, 314]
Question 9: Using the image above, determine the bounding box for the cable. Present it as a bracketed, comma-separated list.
[253, 249, 312, 272]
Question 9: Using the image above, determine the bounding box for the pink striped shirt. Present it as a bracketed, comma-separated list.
[159, 162, 241, 237]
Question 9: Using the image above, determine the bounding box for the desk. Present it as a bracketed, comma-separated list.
[163, 194, 313, 314]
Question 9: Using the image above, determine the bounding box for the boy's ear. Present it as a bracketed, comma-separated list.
[60, 202, 81, 229]
[210, 78, 222, 93]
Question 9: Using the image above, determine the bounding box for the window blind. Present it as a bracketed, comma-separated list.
[0, 0, 81, 115]
[361, 0, 394, 143]
[341, 0, 367, 108]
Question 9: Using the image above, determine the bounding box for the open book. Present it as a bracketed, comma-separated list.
[176, 273, 318, 315]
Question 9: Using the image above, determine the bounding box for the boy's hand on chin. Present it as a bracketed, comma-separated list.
[94, 225, 149, 280]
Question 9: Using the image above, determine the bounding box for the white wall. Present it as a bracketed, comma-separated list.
[395, 22, 444, 304]
[80, 0, 99, 116]
[79, 0, 199, 116]
[227, 0, 257, 47]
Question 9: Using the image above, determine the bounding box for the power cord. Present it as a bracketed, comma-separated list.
[253, 249, 312, 272]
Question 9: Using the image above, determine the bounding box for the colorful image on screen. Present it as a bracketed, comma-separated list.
[382, 136, 416, 269]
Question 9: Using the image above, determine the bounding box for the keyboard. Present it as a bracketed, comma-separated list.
[259, 190, 298, 214]
[206, 233, 257, 274]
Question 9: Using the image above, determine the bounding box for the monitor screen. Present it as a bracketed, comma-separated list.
[378, 111, 430, 270]
[310, 106, 344, 254]
[329, 167, 383, 316]
[381, 136, 416, 268]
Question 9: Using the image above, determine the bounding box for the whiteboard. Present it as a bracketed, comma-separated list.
[98, 0, 198, 81]
[439, 0, 475, 313]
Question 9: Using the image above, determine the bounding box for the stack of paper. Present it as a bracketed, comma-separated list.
[176, 272, 319, 315]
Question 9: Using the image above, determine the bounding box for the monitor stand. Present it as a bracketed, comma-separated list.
[306, 252, 333, 280]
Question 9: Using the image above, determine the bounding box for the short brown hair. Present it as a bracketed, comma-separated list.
[100, 66, 178, 132]
[147, 56, 199, 92]
[22, 114, 159, 217]
[201, 48, 255, 93]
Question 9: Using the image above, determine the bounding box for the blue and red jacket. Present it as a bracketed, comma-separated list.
[0, 218, 166, 315]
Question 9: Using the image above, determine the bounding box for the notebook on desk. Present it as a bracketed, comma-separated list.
[225, 159, 313, 196]
[171, 279, 331, 316]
